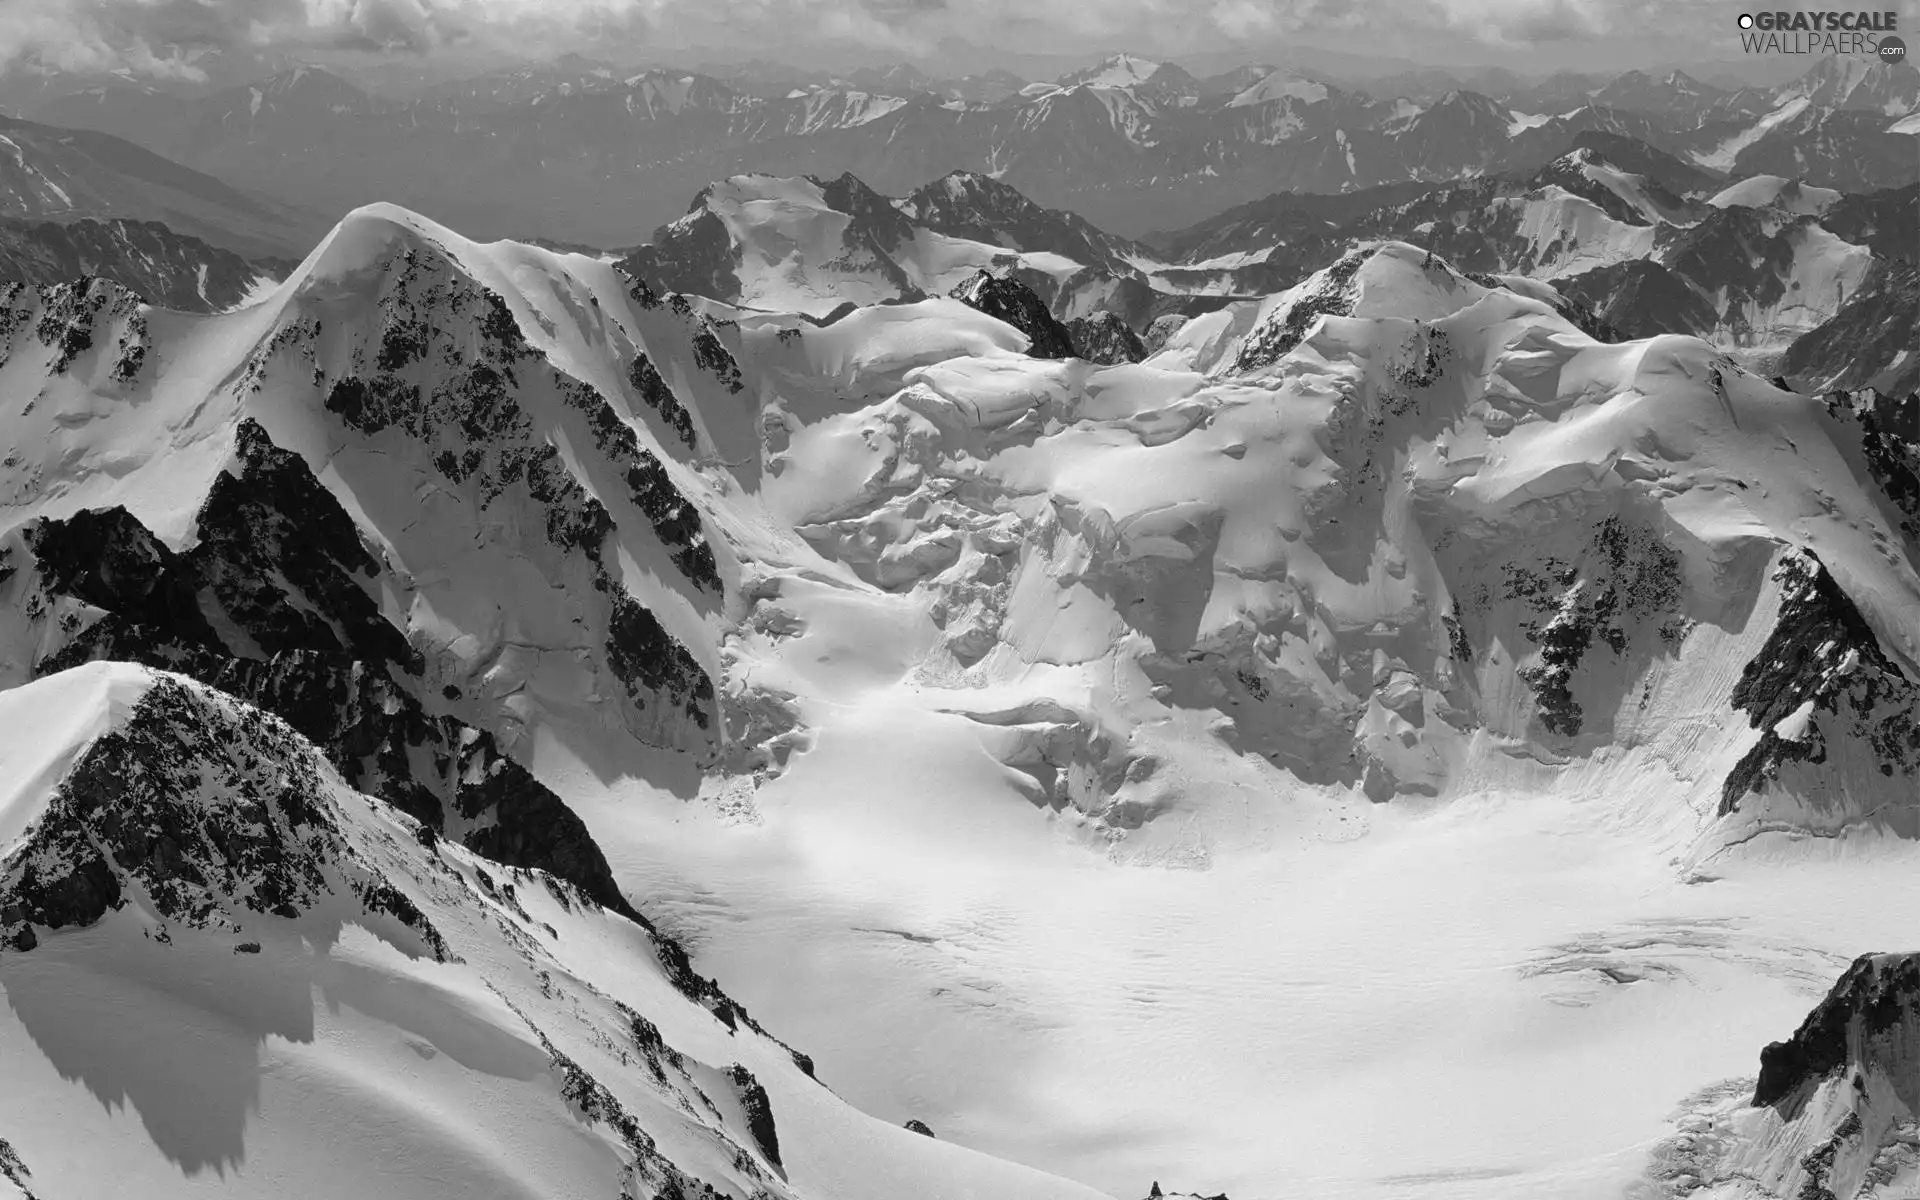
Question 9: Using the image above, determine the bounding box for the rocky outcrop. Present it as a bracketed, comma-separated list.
[618, 203, 744, 302]
[0, 671, 450, 959]
[15, 422, 646, 919]
[1066, 311, 1147, 364]
[949, 269, 1077, 359]
[1754, 953, 1920, 1110]
[724, 1063, 782, 1170]
[1633, 952, 1920, 1200]
[5, 276, 148, 380]
[1720, 550, 1920, 818]
[0, 1137, 37, 1200]
[1231, 248, 1367, 372]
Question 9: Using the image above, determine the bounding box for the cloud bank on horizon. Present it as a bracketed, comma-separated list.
[0, 0, 1777, 78]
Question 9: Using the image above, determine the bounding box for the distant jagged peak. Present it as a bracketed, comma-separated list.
[245, 63, 376, 108]
[1226, 68, 1333, 109]
[1057, 53, 1171, 90]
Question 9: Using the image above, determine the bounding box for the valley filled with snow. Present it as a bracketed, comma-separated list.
[0, 193, 1916, 1200]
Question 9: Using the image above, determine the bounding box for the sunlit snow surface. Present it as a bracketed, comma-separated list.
[2, 213, 1917, 1200]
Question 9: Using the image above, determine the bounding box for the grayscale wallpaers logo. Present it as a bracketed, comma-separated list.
[1735, 9, 1909, 57]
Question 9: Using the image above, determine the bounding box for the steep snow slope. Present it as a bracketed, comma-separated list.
[0, 663, 1112, 1200]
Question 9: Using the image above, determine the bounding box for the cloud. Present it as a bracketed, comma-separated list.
[0, 0, 1731, 76]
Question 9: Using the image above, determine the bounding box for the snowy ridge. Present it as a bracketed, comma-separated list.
[0, 662, 1111, 1200]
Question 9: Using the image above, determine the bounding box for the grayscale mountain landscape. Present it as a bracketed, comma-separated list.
[0, 3, 1917, 1198]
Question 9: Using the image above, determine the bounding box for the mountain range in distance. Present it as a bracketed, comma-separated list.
[8, 51, 1915, 247]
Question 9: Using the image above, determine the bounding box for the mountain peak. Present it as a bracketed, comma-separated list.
[1059, 53, 1169, 90]
[1227, 69, 1331, 108]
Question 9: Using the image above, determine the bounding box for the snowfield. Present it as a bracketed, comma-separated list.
[1, 207, 1916, 1200]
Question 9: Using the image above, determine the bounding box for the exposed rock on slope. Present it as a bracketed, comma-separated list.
[0, 205, 746, 918]
[11, 423, 639, 917]
[949, 270, 1078, 358]
[1718, 550, 1920, 826]
[0, 670, 450, 956]
[1641, 953, 1920, 1199]
[0, 218, 278, 313]
[1783, 259, 1920, 398]
[1066, 312, 1147, 364]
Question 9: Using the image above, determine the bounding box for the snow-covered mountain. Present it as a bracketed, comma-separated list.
[3, 199, 1919, 1198]
[0, 217, 281, 312]
[25, 54, 1913, 247]
[0, 114, 317, 258]
[1647, 952, 1920, 1198]
[0, 662, 1108, 1200]
[1152, 140, 1908, 357]
[618, 171, 1169, 327]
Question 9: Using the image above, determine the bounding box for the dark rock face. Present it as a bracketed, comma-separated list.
[724, 1064, 782, 1169]
[900, 170, 1152, 280]
[0, 217, 273, 313]
[557, 377, 721, 591]
[1784, 260, 1920, 398]
[1066, 311, 1147, 364]
[1509, 515, 1684, 738]
[1820, 184, 1920, 264]
[1826, 389, 1920, 550]
[1753, 952, 1920, 1109]
[949, 270, 1077, 359]
[1557, 259, 1718, 342]
[0, 674, 450, 959]
[618, 204, 744, 303]
[1232, 248, 1367, 372]
[16, 276, 147, 379]
[18, 421, 647, 919]
[903, 1119, 936, 1138]
[691, 318, 745, 392]
[626, 351, 699, 450]
[1720, 549, 1920, 816]
[311, 246, 717, 734]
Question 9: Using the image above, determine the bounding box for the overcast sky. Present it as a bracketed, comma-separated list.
[0, 0, 1837, 81]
